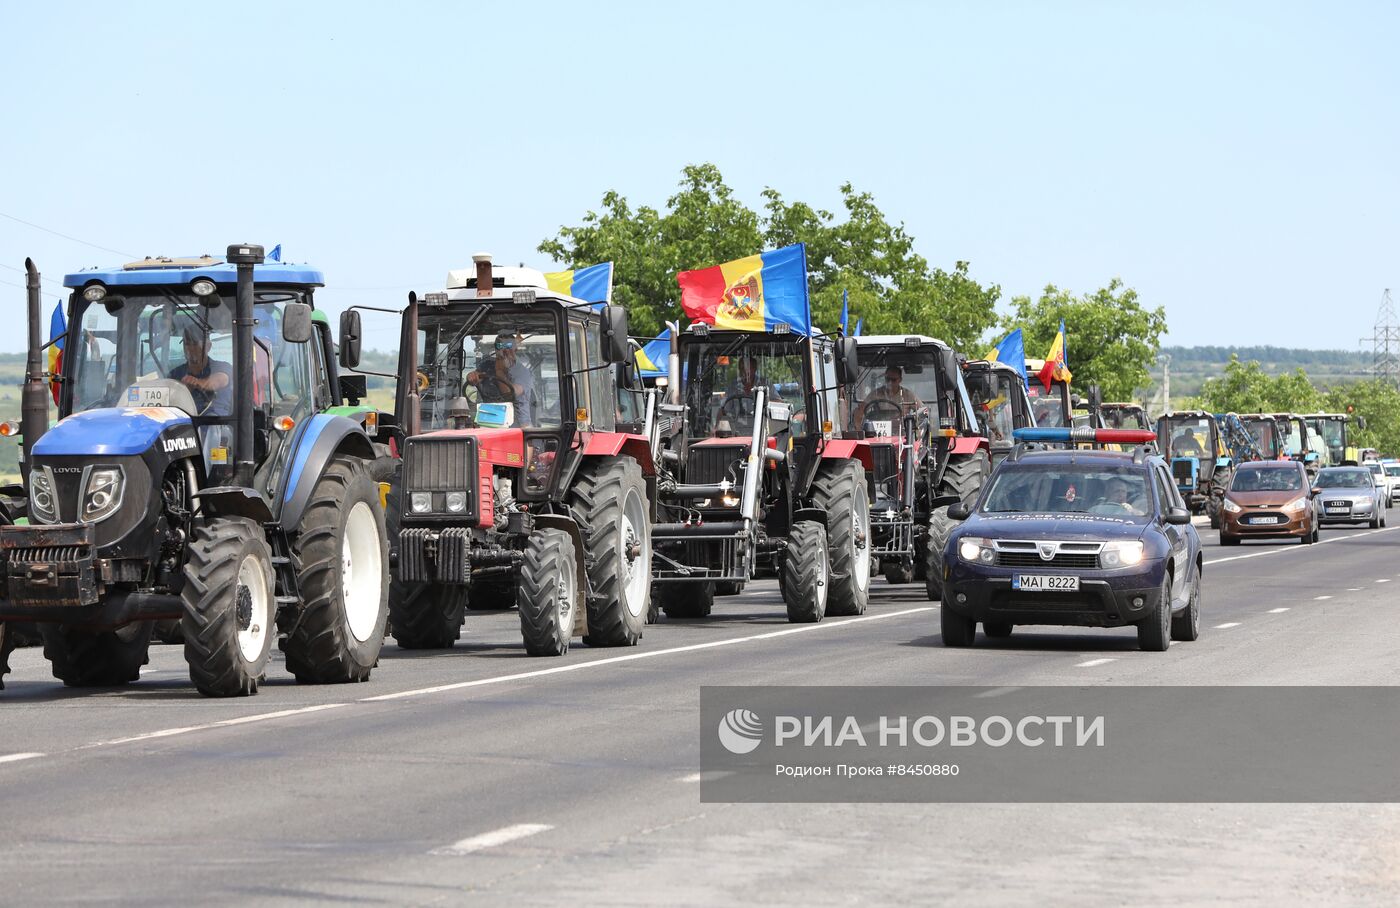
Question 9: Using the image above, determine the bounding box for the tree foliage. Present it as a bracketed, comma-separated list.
[1002, 280, 1166, 401]
[1322, 379, 1400, 456]
[539, 164, 1001, 349]
[1195, 355, 1322, 414]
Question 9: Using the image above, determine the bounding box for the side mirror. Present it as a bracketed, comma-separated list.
[940, 352, 961, 395]
[766, 401, 791, 432]
[835, 337, 859, 385]
[339, 373, 367, 405]
[1310, 486, 1321, 496]
[1088, 383, 1103, 410]
[1165, 507, 1191, 525]
[601, 305, 630, 364]
[338, 309, 362, 369]
[947, 502, 971, 521]
[282, 302, 313, 344]
[1357, 415, 1368, 429]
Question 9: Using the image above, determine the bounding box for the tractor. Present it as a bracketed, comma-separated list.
[1098, 402, 1152, 432]
[1238, 413, 1287, 461]
[847, 335, 990, 592]
[1261, 413, 1323, 476]
[648, 322, 872, 622]
[962, 358, 1036, 465]
[342, 255, 657, 656]
[0, 246, 389, 696]
[1304, 413, 1366, 466]
[1156, 410, 1234, 527]
[1023, 357, 1073, 429]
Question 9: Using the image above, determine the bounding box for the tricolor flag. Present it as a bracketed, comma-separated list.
[1037, 319, 1072, 391]
[47, 301, 66, 404]
[545, 261, 614, 305]
[636, 329, 670, 378]
[985, 329, 1026, 384]
[676, 244, 810, 335]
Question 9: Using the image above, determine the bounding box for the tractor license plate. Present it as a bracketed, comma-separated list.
[1012, 574, 1079, 592]
[1249, 516, 1280, 525]
[871, 420, 893, 436]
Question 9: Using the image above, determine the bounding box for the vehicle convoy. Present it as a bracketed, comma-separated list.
[941, 427, 1202, 652]
[649, 321, 872, 622]
[848, 335, 989, 589]
[1219, 460, 1319, 545]
[1305, 413, 1367, 466]
[346, 255, 656, 656]
[1314, 466, 1387, 528]
[0, 246, 389, 696]
[1156, 410, 1236, 527]
[962, 358, 1035, 464]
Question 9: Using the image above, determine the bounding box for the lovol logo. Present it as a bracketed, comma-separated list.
[163, 435, 197, 454]
[717, 708, 764, 755]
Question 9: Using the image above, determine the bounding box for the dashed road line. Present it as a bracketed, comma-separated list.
[1214, 622, 1242, 629]
[1377, 579, 1391, 584]
[1268, 608, 1290, 614]
[1315, 595, 1333, 600]
[431, 824, 553, 855]
[83, 704, 350, 749]
[1075, 658, 1115, 668]
[0, 753, 44, 764]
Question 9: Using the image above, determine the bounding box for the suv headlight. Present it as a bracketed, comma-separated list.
[1222, 498, 1242, 513]
[1101, 540, 1145, 568]
[82, 467, 124, 523]
[957, 536, 995, 565]
[1283, 496, 1308, 513]
[29, 468, 58, 523]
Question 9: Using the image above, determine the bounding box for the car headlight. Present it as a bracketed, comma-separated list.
[1101, 540, 1145, 568]
[410, 492, 432, 514]
[445, 491, 468, 513]
[81, 467, 124, 522]
[29, 468, 58, 523]
[957, 536, 995, 565]
[1283, 496, 1308, 513]
[1222, 498, 1242, 513]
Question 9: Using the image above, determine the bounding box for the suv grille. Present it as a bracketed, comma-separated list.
[993, 540, 1102, 570]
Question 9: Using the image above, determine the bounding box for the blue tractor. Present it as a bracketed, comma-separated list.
[1155, 409, 1236, 528]
[0, 245, 389, 696]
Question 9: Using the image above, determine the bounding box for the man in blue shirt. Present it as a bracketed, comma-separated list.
[170, 324, 233, 416]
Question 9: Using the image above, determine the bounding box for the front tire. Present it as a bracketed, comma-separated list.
[1137, 572, 1172, 652]
[1220, 532, 1240, 546]
[570, 458, 650, 647]
[0, 623, 15, 690]
[517, 527, 579, 656]
[284, 456, 389, 684]
[42, 620, 153, 688]
[925, 451, 990, 601]
[809, 459, 871, 616]
[940, 606, 976, 647]
[1170, 564, 1201, 642]
[783, 521, 830, 623]
[182, 516, 275, 696]
[983, 621, 1013, 638]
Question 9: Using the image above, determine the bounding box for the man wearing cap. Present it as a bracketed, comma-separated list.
[170, 324, 233, 416]
[466, 335, 534, 426]
[859, 365, 923, 424]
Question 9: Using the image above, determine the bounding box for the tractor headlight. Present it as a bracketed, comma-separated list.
[1222, 498, 1242, 513]
[29, 468, 58, 523]
[957, 536, 995, 565]
[445, 491, 468, 513]
[1101, 540, 1145, 568]
[410, 492, 432, 514]
[82, 283, 107, 302]
[82, 467, 124, 523]
[1283, 496, 1308, 513]
[721, 493, 740, 508]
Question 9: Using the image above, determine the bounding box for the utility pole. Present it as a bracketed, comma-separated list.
[1156, 352, 1171, 413]
[1360, 289, 1400, 388]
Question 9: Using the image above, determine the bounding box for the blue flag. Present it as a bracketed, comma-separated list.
[266, 244, 283, 263]
[853, 317, 863, 338]
[987, 329, 1026, 385]
[840, 289, 849, 335]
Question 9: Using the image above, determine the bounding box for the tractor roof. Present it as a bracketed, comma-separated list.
[855, 334, 950, 350]
[445, 263, 551, 292]
[64, 255, 324, 289]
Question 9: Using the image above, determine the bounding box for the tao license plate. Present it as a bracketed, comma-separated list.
[1012, 574, 1079, 592]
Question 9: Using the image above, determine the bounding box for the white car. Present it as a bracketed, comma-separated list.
[1363, 461, 1393, 508]
[1381, 460, 1400, 505]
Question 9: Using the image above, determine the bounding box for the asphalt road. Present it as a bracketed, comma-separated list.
[3, 518, 1400, 906]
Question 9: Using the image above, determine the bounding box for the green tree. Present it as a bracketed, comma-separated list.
[1195, 355, 1321, 413]
[1004, 280, 1166, 400]
[1322, 379, 1400, 456]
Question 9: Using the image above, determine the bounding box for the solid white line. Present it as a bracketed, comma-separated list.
[1268, 608, 1290, 614]
[1075, 658, 1115, 668]
[676, 772, 704, 783]
[1315, 595, 1333, 600]
[0, 753, 44, 764]
[1204, 525, 1399, 566]
[431, 824, 552, 855]
[361, 606, 935, 703]
[87, 704, 350, 748]
[1214, 622, 1242, 629]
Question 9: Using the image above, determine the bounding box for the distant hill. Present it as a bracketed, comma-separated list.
[1152, 345, 1373, 402]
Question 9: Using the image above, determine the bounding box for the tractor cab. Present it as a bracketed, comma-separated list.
[1238, 414, 1285, 460]
[1156, 410, 1233, 522]
[1024, 357, 1072, 428]
[1304, 413, 1365, 466]
[962, 359, 1035, 463]
[1099, 403, 1152, 432]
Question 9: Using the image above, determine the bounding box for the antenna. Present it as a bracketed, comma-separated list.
[1360, 289, 1400, 388]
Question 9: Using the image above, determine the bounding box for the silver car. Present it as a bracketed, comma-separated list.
[1315, 466, 1387, 528]
[1379, 460, 1400, 505]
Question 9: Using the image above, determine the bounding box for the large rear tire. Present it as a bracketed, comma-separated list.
[385, 477, 468, 649]
[517, 527, 579, 656]
[656, 582, 714, 620]
[0, 622, 14, 690]
[182, 516, 276, 697]
[42, 620, 153, 688]
[926, 451, 990, 601]
[284, 456, 389, 684]
[570, 458, 650, 648]
[783, 521, 830, 623]
[810, 459, 871, 616]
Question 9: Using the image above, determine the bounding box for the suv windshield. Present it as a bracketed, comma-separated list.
[1386, 464, 1400, 478]
[1231, 467, 1303, 492]
[1316, 469, 1371, 489]
[415, 309, 562, 429]
[981, 463, 1152, 519]
[682, 339, 810, 439]
[850, 346, 939, 435]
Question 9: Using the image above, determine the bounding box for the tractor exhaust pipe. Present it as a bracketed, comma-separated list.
[226, 243, 264, 488]
[473, 252, 492, 298]
[403, 292, 421, 439]
[20, 259, 50, 481]
[667, 322, 681, 406]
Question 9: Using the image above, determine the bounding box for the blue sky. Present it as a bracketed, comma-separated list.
[2, 1, 1396, 353]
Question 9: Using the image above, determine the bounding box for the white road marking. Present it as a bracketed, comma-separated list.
[0, 753, 44, 764]
[1268, 608, 1290, 614]
[362, 606, 936, 703]
[431, 824, 553, 855]
[1314, 595, 1333, 600]
[1378, 579, 1391, 584]
[1347, 588, 1362, 592]
[1075, 658, 1115, 668]
[1214, 622, 1242, 629]
[676, 772, 703, 783]
[676, 771, 733, 783]
[1204, 525, 1399, 566]
[973, 687, 1021, 698]
[85, 704, 350, 748]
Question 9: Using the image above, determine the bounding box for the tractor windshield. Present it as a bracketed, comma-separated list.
[1027, 381, 1069, 427]
[1276, 417, 1305, 457]
[1242, 418, 1278, 457]
[1160, 417, 1213, 459]
[415, 309, 562, 430]
[965, 369, 1020, 445]
[849, 346, 939, 436]
[681, 339, 810, 440]
[1309, 418, 1346, 463]
[1102, 407, 1150, 431]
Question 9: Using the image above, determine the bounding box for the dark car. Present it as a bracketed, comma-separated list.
[942, 437, 1202, 652]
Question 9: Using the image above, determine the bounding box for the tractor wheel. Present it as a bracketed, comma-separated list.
[783, 521, 830, 623]
[517, 527, 578, 656]
[569, 458, 650, 647]
[42, 620, 153, 688]
[284, 456, 389, 684]
[467, 580, 516, 610]
[926, 451, 990, 601]
[152, 619, 184, 644]
[0, 622, 14, 690]
[385, 479, 468, 649]
[1207, 466, 1233, 529]
[656, 582, 714, 620]
[181, 516, 276, 697]
[809, 459, 871, 617]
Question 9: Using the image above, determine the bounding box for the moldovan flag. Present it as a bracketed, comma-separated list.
[1037, 319, 1072, 390]
[676, 243, 811, 335]
[544, 261, 614, 305]
[47, 301, 66, 403]
[986, 328, 1026, 377]
[636, 329, 670, 378]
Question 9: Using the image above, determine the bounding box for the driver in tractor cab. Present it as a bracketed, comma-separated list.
[859, 365, 923, 425]
[716, 354, 761, 436]
[170, 323, 232, 417]
[466, 334, 535, 427]
[1172, 427, 1206, 457]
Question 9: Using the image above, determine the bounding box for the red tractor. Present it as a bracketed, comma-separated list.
[340, 256, 657, 656]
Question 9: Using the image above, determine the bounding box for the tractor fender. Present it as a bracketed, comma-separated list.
[280, 414, 376, 529]
[792, 506, 828, 530]
[950, 436, 989, 456]
[820, 438, 873, 470]
[531, 513, 590, 637]
[581, 433, 656, 476]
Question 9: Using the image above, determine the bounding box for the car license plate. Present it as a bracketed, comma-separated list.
[1249, 516, 1280, 525]
[1325, 503, 1349, 512]
[1012, 574, 1079, 592]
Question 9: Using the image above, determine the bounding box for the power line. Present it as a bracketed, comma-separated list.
[0, 210, 137, 259]
[0, 276, 64, 300]
[1359, 288, 1400, 389]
